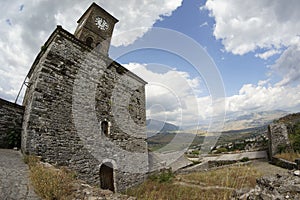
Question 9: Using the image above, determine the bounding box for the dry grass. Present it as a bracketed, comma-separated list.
[126, 165, 261, 200]
[24, 155, 262, 200]
[126, 182, 232, 200]
[25, 155, 76, 200]
[180, 165, 260, 189]
[275, 152, 300, 162]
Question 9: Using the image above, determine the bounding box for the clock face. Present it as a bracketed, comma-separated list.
[95, 16, 109, 30]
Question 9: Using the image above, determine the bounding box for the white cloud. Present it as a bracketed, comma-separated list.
[258, 79, 270, 86]
[2, 0, 299, 127]
[205, 0, 300, 55]
[0, 0, 183, 102]
[124, 63, 300, 128]
[214, 83, 300, 121]
[200, 22, 208, 28]
[205, 0, 300, 94]
[255, 49, 281, 60]
[271, 45, 300, 86]
[124, 62, 300, 129]
[124, 63, 207, 127]
[227, 83, 300, 114]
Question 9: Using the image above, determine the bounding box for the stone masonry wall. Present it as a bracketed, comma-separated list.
[0, 98, 24, 149]
[22, 27, 148, 192]
[268, 123, 291, 158]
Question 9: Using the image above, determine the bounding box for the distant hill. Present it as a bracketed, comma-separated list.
[146, 119, 179, 135]
[146, 110, 290, 151]
[223, 110, 288, 131]
[276, 112, 300, 123]
[146, 119, 180, 151]
[162, 110, 289, 132]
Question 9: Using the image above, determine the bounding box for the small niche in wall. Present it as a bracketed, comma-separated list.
[86, 37, 93, 47]
[101, 121, 109, 136]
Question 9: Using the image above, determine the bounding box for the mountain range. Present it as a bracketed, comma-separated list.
[146, 119, 179, 137]
[146, 110, 289, 133]
[223, 110, 288, 131]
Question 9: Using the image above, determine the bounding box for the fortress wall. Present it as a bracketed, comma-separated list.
[0, 98, 24, 149]
[268, 123, 291, 158]
[21, 28, 148, 191]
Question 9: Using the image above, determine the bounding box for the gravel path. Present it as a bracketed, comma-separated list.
[0, 149, 40, 200]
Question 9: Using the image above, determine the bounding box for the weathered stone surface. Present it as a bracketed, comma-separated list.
[233, 173, 300, 200]
[294, 170, 300, 176]
[0, 98, 24, 149]
[21, 4, 148, 192]
[268, 113, 300, 160]
[268, 123, 291, 158]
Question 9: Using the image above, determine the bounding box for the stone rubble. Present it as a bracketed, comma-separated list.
[233, 172, 300, 200]
[69, 180, 136, 200]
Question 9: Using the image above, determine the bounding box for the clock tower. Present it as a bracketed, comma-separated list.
[74, 3, 118, 55]
[22, 2, 148, 192]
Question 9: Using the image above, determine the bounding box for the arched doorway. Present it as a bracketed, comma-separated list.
[100, 162, 114, 192]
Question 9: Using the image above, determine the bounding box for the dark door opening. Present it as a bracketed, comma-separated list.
[100, 162, 114, 192]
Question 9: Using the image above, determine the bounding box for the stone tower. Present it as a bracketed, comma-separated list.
[21, 3, 148, 192]
[74, 3, 118, 55]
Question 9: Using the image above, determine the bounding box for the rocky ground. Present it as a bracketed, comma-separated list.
[68, 181, 135, 200]
[233, 160, 300, 200]
[233, 172, 300, 200]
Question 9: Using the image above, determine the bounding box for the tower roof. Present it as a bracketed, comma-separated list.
[77, 2, 119, 24]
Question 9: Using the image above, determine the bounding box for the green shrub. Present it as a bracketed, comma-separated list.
[216, 147, 228, 154]
[277, 144, 288, 154]
[149, 170, 174, 183]
[191, 150, 200, 155]
[289, 123, 300, 152]
[240, 157, 249, 162]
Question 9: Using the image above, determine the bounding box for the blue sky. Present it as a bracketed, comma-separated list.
[114, 0, 277, 96]
[0, 0, 300, 128]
